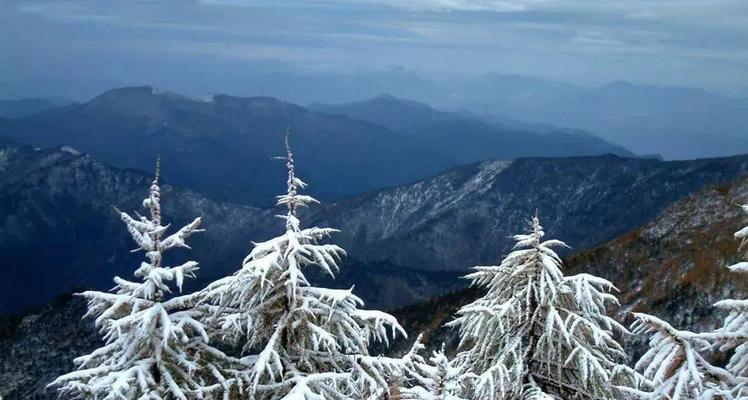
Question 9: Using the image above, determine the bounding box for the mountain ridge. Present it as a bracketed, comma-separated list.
[313, 153, 748, 272]
[1, 86, 634, 206]
[0, 86, 456, 206]
[389, 174, 748, 356]
[0, 137, 460, 315]
[311, 94, 634, 163]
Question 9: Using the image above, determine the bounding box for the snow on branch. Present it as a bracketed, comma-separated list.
[627, 313, 734, 400]
[449, 214, 636, 399]
[48, 158, 228, 400]
[198, 133, 411, 399]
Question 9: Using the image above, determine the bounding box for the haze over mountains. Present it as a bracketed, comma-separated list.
[0, 86, 631, 206]
[8, 71, 748, 161]
[0, 97, 72, 119]
[192, 70, 748, 160]
[311, 95, 632, 163]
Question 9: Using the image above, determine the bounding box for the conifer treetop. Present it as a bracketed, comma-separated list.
[276, 129, 317, 222]
[199, 133, 412, 399]
[48, 157, 215, 400]
[448, 214, 635, 400]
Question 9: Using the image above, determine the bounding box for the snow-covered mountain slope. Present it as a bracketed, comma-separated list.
[389, 175, 748, 354]
[318, 154, 748, 272]
[4, 133, 748, 315]
[568, 175, 748, 332]
[0, 138, 457, 315]
[0, 137, 273, 315]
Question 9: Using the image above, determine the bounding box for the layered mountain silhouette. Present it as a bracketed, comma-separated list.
[312, 94, 633, 163]
[0, 86, 632, 206]
[439, 76, 748, 160]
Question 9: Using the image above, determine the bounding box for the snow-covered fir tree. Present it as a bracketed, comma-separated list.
[200, 132, 414, 399]
[447, 214, 635, 400]
[49, 158, 219, 399]
[400, 337, 467, 400]
[624, 313, 734, 400]
[711, 202, 748, 398]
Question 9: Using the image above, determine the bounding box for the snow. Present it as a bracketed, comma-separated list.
[60, 145, 80, 155]
[401, 340, 467, 400]
[198, 132, 413, 399]
[448, 215, 635, 399]
[626, 313, 734, 399]
[628, 201, 748, 399]
[49, 159, 225, 400]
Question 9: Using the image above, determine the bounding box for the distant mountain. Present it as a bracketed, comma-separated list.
[313, 154, 748, 273]
[1, 86, 641, 207]
[389, 174, 748, 355]
[441, 75, 748, 160]
[0, 97, 73, 119]
[159, 69, 748, 160]
[0, 138, 455, 315]
[243, 70, 748, 160]
[311, 94, 633, 162]
[0, 86, 455, 206]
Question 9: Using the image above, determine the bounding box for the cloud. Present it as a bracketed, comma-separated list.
[2, 0, 747, 97]
[572, 31, 625, 47]
[626, 10, 657, 20]
[348, 0, 538, 12]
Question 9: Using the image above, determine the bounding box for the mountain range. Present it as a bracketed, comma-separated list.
[389, 174, 748, 358]
[159, 69, 748, 160]
[0, 137, 460, 315]
[0, 86, 631, 206]
[454, 77, 748, 160]
[312, 154, 748, 272]
[311, 95, 633, 163]
[2, 134, 747, 316]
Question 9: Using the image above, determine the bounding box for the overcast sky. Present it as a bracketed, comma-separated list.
[2, 0, 747, 99]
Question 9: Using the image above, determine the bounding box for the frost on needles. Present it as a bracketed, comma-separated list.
[48, 158, 221, 399]
[400, 338, 467, 400]
[627, 201, 748, 399]
[447, 215, 638, 400]
[200, 131, 415, 399]
[712, 201, 748, 398]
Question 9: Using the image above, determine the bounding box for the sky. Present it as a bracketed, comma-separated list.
[2, 0, 748, 100]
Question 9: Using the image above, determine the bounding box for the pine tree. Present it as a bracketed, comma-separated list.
[200, 132, 414, 399]
[624, 313, 734, 400]
[400, 337, 467, 400]
[49, 158, 217, 399]
[447, 214, 635, 399]
[712, 202, 748, 398]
